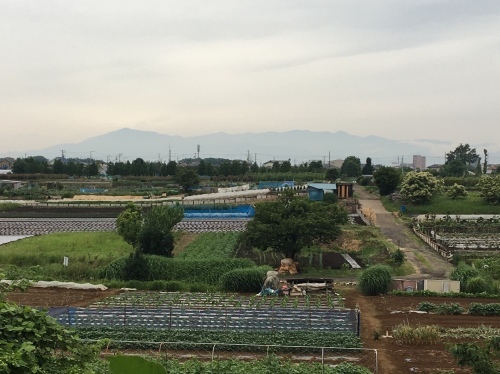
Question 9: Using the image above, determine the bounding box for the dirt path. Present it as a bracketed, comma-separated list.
[354, 185, 454, 278]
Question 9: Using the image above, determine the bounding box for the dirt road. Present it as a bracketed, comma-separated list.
[354, 185, 453, 278]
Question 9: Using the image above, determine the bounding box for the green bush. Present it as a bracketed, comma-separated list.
[465, 276, 492, 294]
[102, 255, 256, 284]
[451, 263, 480, 291]
[417, 301, 437, 313]
[468, 303, 500, 316]
[220, 267, 269, 292]
[357, 265, 393, 296]
[436, 303, 464, 315]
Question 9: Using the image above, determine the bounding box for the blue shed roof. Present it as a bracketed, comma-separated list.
[307, 183, 337, 191]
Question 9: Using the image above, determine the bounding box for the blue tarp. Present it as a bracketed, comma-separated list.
[258, 181, 295, 189]
[184, 204, 255, 218]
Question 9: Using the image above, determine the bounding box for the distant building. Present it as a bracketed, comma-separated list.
[427, 164, 443, 172]
[324, 159, 344, 169]
[0, 157, 15, 170]
[413, 155, 426, 170]
[262, 160, 288, 169]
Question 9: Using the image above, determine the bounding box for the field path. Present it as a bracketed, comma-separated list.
[354, 185, 453, 278]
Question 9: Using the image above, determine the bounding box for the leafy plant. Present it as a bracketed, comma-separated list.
[357, 265, 393, 296]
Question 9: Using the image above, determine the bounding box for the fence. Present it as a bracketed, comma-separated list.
[89, 340, 378, 373]
[51, 306, 360, 335]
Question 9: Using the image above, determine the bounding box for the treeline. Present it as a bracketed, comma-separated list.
[10, 156, 329, 178]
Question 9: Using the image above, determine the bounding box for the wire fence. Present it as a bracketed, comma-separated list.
[90, 340, 378, 373]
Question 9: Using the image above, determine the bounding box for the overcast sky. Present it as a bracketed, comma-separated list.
[1, 0, 500, 156]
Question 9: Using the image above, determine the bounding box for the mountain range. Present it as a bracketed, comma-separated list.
[14, 128, 499, 166]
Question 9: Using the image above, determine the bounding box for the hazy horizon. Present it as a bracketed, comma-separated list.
[2, 1, 500, 154]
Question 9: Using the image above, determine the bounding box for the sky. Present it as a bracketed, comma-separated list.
[1, 0, 500, 156]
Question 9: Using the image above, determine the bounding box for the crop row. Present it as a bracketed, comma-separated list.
[75, 327, 362, 349]
[417, 302, 500, 316]
[92, 291, 344, 309]
[176, 233, 239, 260]
[390, 290, 500, 299]
[155, 358, 373, 374]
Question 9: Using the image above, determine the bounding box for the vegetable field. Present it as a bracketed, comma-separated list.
[51, 292, 359, 334]
[415, 216, 500, 255]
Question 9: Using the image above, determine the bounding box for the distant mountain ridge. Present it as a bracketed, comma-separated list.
[15, 128, 498, 166]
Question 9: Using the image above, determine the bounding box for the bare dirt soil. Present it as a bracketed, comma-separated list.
[343, 286, 500, 374]
[6, 287, 122, 308]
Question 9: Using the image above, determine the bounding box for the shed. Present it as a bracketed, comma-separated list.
[424, 279, 460, 293]
[336, 183, 354, 198]
[307, 183, 337, 201]
[0, 180, 23, 190]
[392, 279, 424, 292]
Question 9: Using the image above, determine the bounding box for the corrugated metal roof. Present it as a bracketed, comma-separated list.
[307, 183, 337, 190]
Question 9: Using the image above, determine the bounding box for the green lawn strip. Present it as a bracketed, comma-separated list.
[176, 232, 239, 260]
[381, 193, 500, 215]
[0, 232, 132, 280]
[76, 327, 362, 349]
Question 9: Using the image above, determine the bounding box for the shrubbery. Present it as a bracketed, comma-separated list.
[102, 255, 256, 285]
[357, 265, 392, 296]
[220, 267, 270, 292]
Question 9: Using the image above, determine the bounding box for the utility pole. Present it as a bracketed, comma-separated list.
[328, 151, 331, 169]
[168, 146, 172, 162]
[90, 151, 94, 161]
[247, 150, 251, 163]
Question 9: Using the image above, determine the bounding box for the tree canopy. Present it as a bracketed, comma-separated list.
[477, 175, 500, 204]
[361, 157, 374, 175]
[340, 156, 362, 177]
[373, 166, 401, 196]
[116, 203, 183, 256]
[443, 144, 480, 177]
[400, 171, 443, 205]
[242, 190, 348, 259]
[174, 168, 200, 192]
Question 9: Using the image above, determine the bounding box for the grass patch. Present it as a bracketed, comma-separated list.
[413, 252, 433, 270]
[0, 202, 21, 211]
[0, 232, 132, 280]
[381, 193, 500, 215]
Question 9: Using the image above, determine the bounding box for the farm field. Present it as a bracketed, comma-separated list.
[7, 286, 500, 373]
[343, 288, 500, 373]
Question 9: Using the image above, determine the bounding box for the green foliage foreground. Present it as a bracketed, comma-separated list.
[109, 356, 373, 374]
[0, 302, 101, 374]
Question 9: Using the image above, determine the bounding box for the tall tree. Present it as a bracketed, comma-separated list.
[483, 149, 488, 174]
[444, 144, 479, 177]
[175, 167, 200, 192]
[373, 166, 401, 195]
[116, 203, 143, 248]
[340, 156, 362, 177]
[325, 168, 339, 181]
[362, 157, 374, 175]
[138, 205, 183, 256]
[243, 190, 348, 259]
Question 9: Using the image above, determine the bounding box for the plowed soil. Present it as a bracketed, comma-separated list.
[6, 287, 123, 308]
[342, 287, 500, 374]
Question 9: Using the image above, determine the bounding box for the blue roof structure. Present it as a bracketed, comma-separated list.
[307, 183, 337, 190]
